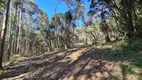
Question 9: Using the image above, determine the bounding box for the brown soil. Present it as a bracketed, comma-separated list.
[0, 45, 139, 80]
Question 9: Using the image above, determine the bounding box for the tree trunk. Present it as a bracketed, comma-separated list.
[14, 5, 19, 54]
[12, 5, 18, 54]
[7, 2, 12, 60]
[127, 0, 134, 41]
[104, 22, 111, 42]
[0, 0, 11, 69]
[16, 7, 22, 54]
[100, 9, 111, 42]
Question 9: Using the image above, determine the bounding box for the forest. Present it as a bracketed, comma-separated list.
[0, 0, 142, 80]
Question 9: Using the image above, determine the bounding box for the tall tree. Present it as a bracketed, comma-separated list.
[0, 0, 11, 69]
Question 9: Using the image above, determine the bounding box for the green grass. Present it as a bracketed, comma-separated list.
[109, 76, 119, 80]
[0, 54, 26, 79]
[3, 54, 25, 66]
[139, 77, 142, 80]
[119, 63, 136, 74]
[131, 56, 142, 69]
[102, 39, 142, 79]
[110, 39, 142, 68]
[110, 39, 142, 57]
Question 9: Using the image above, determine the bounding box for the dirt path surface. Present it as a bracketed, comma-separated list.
[0, 45, 139, 80]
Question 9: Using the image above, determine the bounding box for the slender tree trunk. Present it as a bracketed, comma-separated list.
[0, 21, 1, 31]
[14, 5, 19, 54]
[104, 21, 111, 42]
[0, 0, 11, 69]
[0, 11, 6, 65]
[100, 9, 111, 42]
[12, 5, 18, 54]
[7, 2, 12, 60]
[16, 8, 22, 54]
[25, 38, 28, 56]
[127, 0, 134, 41]
[15, 9, 19, 54]
[11, 9, 15, 54]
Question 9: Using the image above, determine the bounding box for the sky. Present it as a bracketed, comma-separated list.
[34, 0, 91, 27]
[34, 0, 69, 19]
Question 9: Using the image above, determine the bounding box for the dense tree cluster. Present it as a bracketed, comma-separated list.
[0, 0, 77, 69]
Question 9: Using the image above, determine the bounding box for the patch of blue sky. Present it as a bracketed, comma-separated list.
[34, 0, 69, 19]
[34, 0, 91, 28]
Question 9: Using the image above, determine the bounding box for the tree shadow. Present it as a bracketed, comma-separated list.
[0, 47, 84, 79]
[24, 46, 119, 80]
[1, 42, 141, 80]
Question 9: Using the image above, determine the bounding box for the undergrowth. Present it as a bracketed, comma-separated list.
[104, 39, 142, 79]
[110, 39, 142, 58]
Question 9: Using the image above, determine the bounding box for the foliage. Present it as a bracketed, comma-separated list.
[119, 63, 136, 74]
[135, 19, 142, 38]
[109, 39, 142, 59]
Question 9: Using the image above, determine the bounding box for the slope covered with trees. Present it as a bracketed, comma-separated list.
[0, 0, 142, 80]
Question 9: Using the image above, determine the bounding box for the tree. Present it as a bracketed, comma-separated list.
[0, 0, 11, 69]
[88, 0, 111, 42]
